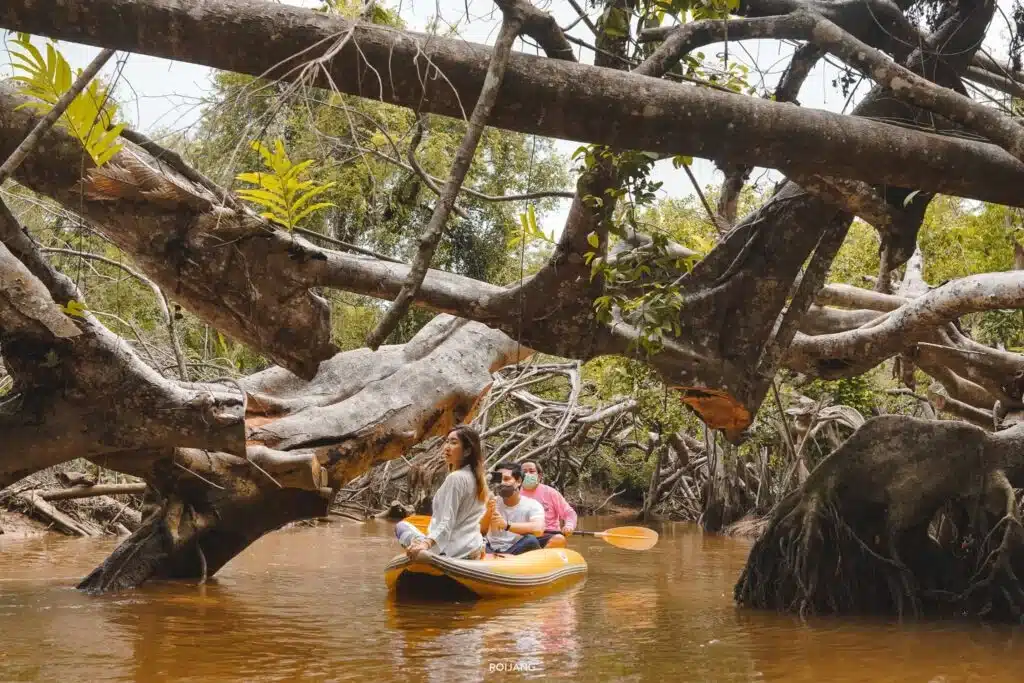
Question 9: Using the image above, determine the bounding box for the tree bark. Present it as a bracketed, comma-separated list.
[2, 0, 1024, 205]
[79, 315, 526, 592]
[0, 201, 247, 489]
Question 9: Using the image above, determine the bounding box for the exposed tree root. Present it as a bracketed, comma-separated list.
[735, 416, 1024, 622]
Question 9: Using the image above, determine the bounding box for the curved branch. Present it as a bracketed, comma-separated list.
[788, 272, 1024, 376]
[797, 11, 1024, 163]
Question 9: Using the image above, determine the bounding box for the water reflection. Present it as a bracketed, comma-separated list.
[3, 520, 1024, 682]
[385, 586, 583, 681]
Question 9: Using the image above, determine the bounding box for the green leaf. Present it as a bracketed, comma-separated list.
[587, 231, 600, 248]
[7, 34, 123, 166]
[903, 190, 921, 208]
[236, 138, 336, 230]
[291, 201, 336, 226]
[60, 299, 87, 318]
[236, 188, 291, 211]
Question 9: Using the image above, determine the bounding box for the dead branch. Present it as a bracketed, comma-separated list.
[39, 483, 147, 501]
[789, 272, 1024, 377]
[365, 16, 523, 349]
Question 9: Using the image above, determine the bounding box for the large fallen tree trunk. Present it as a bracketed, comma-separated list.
[0, 201, 247, 489]
[3, 0, 1024, 205]
[77, 315, 525, 592]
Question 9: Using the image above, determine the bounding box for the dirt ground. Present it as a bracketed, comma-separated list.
[0, 507, 53, 537]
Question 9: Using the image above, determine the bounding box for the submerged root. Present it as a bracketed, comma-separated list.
[734, 493, 918, 617]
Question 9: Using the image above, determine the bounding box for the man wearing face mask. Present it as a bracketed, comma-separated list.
[520, 460, 577, 549]
[480, 461, 545, 555]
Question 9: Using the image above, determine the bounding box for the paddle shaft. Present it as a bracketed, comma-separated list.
[400, 515, 658, 549]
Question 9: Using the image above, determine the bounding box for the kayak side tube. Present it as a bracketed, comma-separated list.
[384, 548, 588, 599]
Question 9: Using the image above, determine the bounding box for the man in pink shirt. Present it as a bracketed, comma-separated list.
[520, 461, 577, 549]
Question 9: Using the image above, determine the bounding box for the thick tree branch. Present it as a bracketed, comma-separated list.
[796, 10, 1024, 165]
[788, 272, 1024, 377]
[0, 81, 339, 380]
[4, 0, 1024, 204]
[0, 203, 246, 489]
[493, 0, 575, 61]
[717, 43, 823, 228]
[0, 49, 115, 186]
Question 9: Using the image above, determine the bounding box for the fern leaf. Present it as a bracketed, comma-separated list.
[6, 34, 123, 168]
[236, 188, 290, 211]
[281, 159, 316, 181]
[45, 42, 57, 85]
[291, 201, 335, 226]
[235, 172, 284, 194]
[259, 210, 291, 226]
[290, 182, 336, 214]
[236, 138, 334, 230]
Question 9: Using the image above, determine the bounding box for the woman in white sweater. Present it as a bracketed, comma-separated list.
[394, 425, 489, 560]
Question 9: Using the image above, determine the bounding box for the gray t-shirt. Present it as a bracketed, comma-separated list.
[486, 494, 545, 552]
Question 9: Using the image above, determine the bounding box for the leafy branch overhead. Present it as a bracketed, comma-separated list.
[7, 33, 124, 166]
[235, 139, 336, 231]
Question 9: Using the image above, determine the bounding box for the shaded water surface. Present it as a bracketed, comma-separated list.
[2, 519, 1023, 682]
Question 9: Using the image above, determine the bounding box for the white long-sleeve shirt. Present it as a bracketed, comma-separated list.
[426, 466, 486, 558]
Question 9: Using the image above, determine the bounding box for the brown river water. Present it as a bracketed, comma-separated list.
[2, 518, 1023, 682]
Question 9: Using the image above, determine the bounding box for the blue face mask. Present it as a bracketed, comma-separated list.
[522, 473, 539, 490]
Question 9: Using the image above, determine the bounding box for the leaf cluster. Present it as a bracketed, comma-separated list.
[7, 33, 124, 166]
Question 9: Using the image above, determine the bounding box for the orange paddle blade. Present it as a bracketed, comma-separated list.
[594, 526, 659, 551]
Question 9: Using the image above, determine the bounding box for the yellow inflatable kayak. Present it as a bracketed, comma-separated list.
[384, 548, 588, 600]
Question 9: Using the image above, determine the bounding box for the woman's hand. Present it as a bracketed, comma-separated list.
[406, 538, 433, 561]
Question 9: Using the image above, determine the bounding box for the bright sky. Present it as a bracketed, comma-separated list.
[1, 0, 1019, 234]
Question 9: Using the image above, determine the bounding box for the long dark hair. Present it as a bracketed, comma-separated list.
[450, 424, 487, 502]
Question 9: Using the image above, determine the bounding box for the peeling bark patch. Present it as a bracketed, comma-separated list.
[675, 386, 752, 434]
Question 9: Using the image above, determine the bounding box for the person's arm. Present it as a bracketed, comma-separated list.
[511, 501, 545, 536]
[479, 495, 496, 535]
[554, 489, 577, 532]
